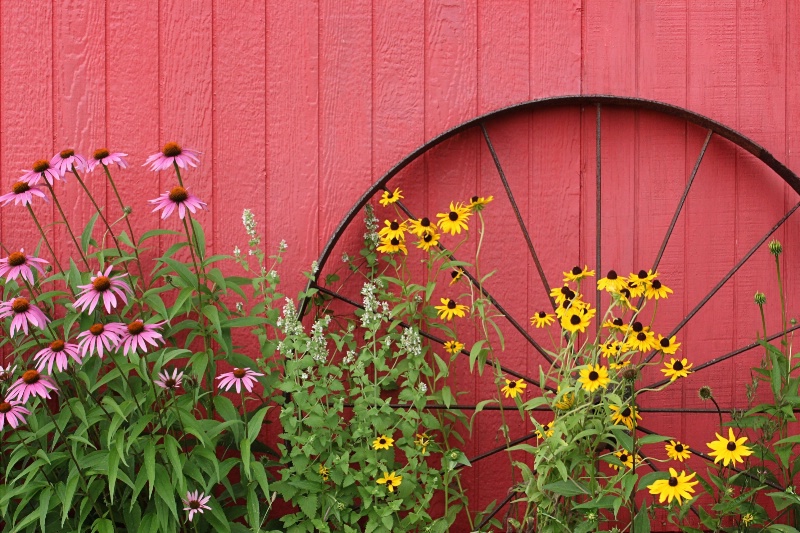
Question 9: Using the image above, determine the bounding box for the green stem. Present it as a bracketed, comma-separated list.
[43, 181, 90, 269]
[26, 205, 64, 275]
[776, 255, 788, 355]
[102, 164, 148, 288]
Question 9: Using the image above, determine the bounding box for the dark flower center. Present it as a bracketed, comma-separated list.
[561, 300, 571, 310]
[570, 315, 581, 325]
[420, 217, 430, 226]
[727, 442, 737, 451]
[169, 186, 189, 203]
[386, 191, 393, 199]
[390, 237, 400, 245]
[89, 323, 105, 335]
[660, 337, 670, 347]
[22, 369, 40, 384]
[673, 361, 684, 371]
[668, 477, 678, 487]
[471, 196, 479, 203]
[632, 322, 643, 332]
[674, 444, 684, 452]
[0, 372, 9, 381]
[637, 270, 648, 279]
[613, 318, 623, 326]
[127, 321, 145, 335]
[390, 221, 399, 231]
[7, 252, 26, 266]
[538, 312, 547, 318]
[571, 266, 582, 275]
[379, 437, 387, 444]
[93, 148, 110, 160]
[92, 276, 111, 292]
[621, 288, 631, 298]
[565, 290, 575, 300]
[60, 149, 75, 159]
[621, 407, 631, 418]
[637, 332, 646, 341]
[447, 300, 456, 309]
[189, 501, 200, 510]
[652, 280, 662, 289]
[12, 181, 30, 194]
[606, 270, 617, 279]
[560, 286, 570, 295]
[451, 271, 460, 279]
[423, 233, 433, 243]
[162, 142, 182, 157]
[11, 298, 29, 314]
[448, 211, 458, 221]
[50, 340, 65, 352]
[233, 368, 247, 378]
[165, 378, 176, 388]
[588, 371, 599, 381]
[0, 402, 10, 413]
[620, 454, 629, 462]
[32, 160, 50, 173]
[508, 382, 517, 389]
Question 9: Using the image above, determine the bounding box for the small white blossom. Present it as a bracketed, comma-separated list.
[233, 246, 241, 258]
[279, 239, 288, 252]
[418, 382, 428, 393]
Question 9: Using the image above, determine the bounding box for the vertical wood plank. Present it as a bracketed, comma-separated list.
[530, 0, 582, 97]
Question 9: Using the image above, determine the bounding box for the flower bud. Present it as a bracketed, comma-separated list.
[698, 385, 713, 400]
[123, 206, 133, 215]
[769, 239, 783, 256]
[754, 291, 766, 306]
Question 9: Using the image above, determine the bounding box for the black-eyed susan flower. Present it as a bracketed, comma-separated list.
[555, 296, 584, 318]
[372, 434, 395, 450]
[602, 316, 627, 333]
[376, 471, 402, 492]
[449, 269, 463, 285]
[468, 195, 493, 211]
[378, 219, 407, 241]
[610, 450, 640, 470]
[630, 269, 658, 284]
[319, 464, 330, 481]
[563, 265, 595, 283]
[501, 378, 527, 399]
[645, 279, 673, 300]
[578, 364, 610, 392]
[408, 216, 434, 237]
[609, 404, 641, 430]
[609, 358, 631, 370]
[379, 187, 403, 207]
[707, 427, 753, 466]
[625, 329, 658, 353]
[657, 335, 681, 355]
[661, 358, 693, 381]
[614, 287, 638, 311]
[550, 285, 574, 305]
[435, 298, 469, 320]
[416, 229, 440, 251]
[597, 270, 627, 292]
[531, 311, 556, 328]
[554, 387, 575, 410]
[665, 440, 692, 462]
[377, 236, 408, 255]
[414, 433, 431, 454]
[742, 513, 755, 526]
[600, 341, 623, 358]
[535, 421, 554, 439]
[436, 202, 471, 235]
[444, 340, 464, 354]
[560, 306, 595, 334]
[625, 280, 646, 298]
[648, 468, 698, 505]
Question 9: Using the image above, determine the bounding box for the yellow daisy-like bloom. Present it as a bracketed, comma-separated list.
[530, 311, 556, 328]
[408, 216, 435, 237]
[578, 365, 610, 392]
[625, 280, 646, 298]
[563, 265, 595, 283]
[600, 341, 624, 358]
[376, 471, 403, 492]
[535, 421, 554, 439]
[657, 334, 681, 355]
[602, 316, 627, 333]
[554, 296, 583, 318]
[645, 279, 673, 300]
[379, 187, 403, 207]
[665, 440, 692, 462]
[707, 427, 753, 467]
[372, 434, 395, 450]
[449, 269, 464, 285]
[501, 378, 527, 399]
[444, 340, 464, 354]
[597, 270, 627, 293]
[319, 464, 330, 481]
[436, 202, 471, 235]
[648, 468, 698, 506]
[742, 513, 755, 526]
[614, 288, 638, 311]
[550, 285, 574, 305]
[609, 358, 631, 370]
[610, 450, 640, 470]
[609, 404, 642, 430]
[553, 388, 575, 410]
[624, 329, 658, 353]
[416, 229, 440, 251]
[377, 236, 408, 255]
[560, 306, 595, 334]
[414, 433, 431, 454]
[378, 219, 407, 241]
[661, 358, 693, 381]
[629, 268, 658, 283]
[434, 298, 469, 320]
[468, 195, 494, 211]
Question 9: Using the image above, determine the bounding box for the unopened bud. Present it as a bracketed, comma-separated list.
[123, 206, 133, 216]
[769, 239, 783, 256]
[620, 366, 639, 381]
[754, 292, 766, 306]
[698, 385, 713, 400]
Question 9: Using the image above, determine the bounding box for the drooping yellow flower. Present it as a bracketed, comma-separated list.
[377, 236, 407, 255]
[436, 202, 471, 235]
[501, 378, 527, 399]
[318, 464, 330, 481]
[408, 216, 435, 237]
[434, 298, 469, 320]
[379, 187, 403, 207]
[535, 421, 554, 439]
[648, 468, 698, 506]
[707, 427, 753, 467]
[444, 340, 464, 354]
[563, 265, 595, 283]
[578, 364, 610, 392]
[602, 316, 627, 333]
[600, 341, 624, 358]
[645, 279, 673, 300]
[376, 471, 402, 492]
[625, 280, 646, 298]
[665, 440, 692, 462]
[657, 334, 681, 355]
[609, 358, 631, 370]
[414, 433, 431, 454]
[530, 311, 556, 328]
[553, 387, 575, 410]
[597, 270, 627, 293]
[661, 358, 693, 381]
[614, 287, 638, 311]
[609, 404, 641, 430]
[449, 269, 463, 285]
[550, 285, 574, 305]
[372, 434, 395, 450]
[468, 195, 493, 211]
[742, 513, 755, 526]
[378, 219, 407, 241]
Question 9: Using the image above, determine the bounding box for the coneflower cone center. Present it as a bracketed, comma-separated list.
[727, 442, 736, 451]
[637, 332, 646, 341]
[169, 186, 189, 203]
[673, 361, 684, 371]
[93, 148, 110, 160]
[423, 233, 433, 242]
[189, 501, 200, 510]
[447, 300, 456, 309]
[471, 196, 479, 203]
[637, 270, 648, 279]
[570, 315, 581, 325]
[12, 181, 30, 194]
[660, 338, 670, 347]
[92, 276, 111, 292]
[128, 321, 145, 335]
[7, 252, 26, 266]
[379, 438, 387, 444]
[668, 477, 678, 487]
[675, 444, 684, 452]
[607, 270, 617, 279]
[22, 370, 40, 384]
[572, 266, 582, 275]
[165, 378, 176, 388]
[448, 211, 458, 221]
[588, 371, 599, 380]
[32, 160, 50, 173]
[632, 322, 643, 332]
[50, 340, 65, 352]
[11, 298, 29, 313]
[390, 238, 400, 246]
[162, 142, 182, 157]
[89, 323, 105, 335]
[233, 368, 247, 378]
[652, 280, 662, 289]
[621, 407, 631, 418]
[0, 402, 10, 413]
[508, 382, 517, 389]
[60, 149, 75, 159]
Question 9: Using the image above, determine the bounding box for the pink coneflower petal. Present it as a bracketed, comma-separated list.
[182, 490, 212, 522]
[20, 159, 63, 186]
[0, 181, 48, 207]
[86, 148, 128, 173]
[144, 142, 202, 172]
[33, 339, 82, 373]
[0, 400, 30, 430]
[154, 368, 184, 391]
[216, 367, 264, 394]
[149, 186, 208, 220]
[0, 297, 50, 336]
[77, 323, 123, 359]
[74, 266, 132, 314]
[50, 149, 87, 174]
[0, 249, 48, 284]
[119, 320, 165, 355]
[6, 369, 58, 404]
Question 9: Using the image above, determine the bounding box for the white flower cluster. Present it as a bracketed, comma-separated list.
[242, 208, 260, 252]
[279, 239, 288, 252]
[418, 381, 428, 393]
[400, 326, 422, 358]
[360, 282, 389, 330]
[276, 297, 303, 338]
[307, 315, 331, 363]
[342, 350, 356, 365]
[363, 204, 380, 249]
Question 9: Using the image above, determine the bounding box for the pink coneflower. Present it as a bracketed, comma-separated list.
[144, 142, 201, 172]
[33, 339, 83, 373]
[74, 266, 132, 314]
[0, 399, 30, 430]
[119, 320, 165, 355]
[0, 249, 48, 284]
[86, 148, 128, 172]
[6, 369, 58, 403]
[0, 364, 17, 383]
[0, 181, 48, 207]
[149, 186, 207, 220]
[216, 367, 264, 393]
[50, 149, 87, 174]
[0, 297, 49, 336]
[182, 490, 211, 522]
[20, 159, 63, 186]
[154, 368, 184, 391]
[77, 323, 123, 358]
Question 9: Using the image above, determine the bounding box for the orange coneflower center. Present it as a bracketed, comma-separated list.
[668, 477, 678, 487]
[22, 369, 40, 384]
[7, 252, 26, 266]
[89, 323, 105, 336]
[727, 441, 737, 451]
[448, 211, 458, 221]
[50, 340, 65, 352]
[127, 321, 145, 335]
[32, 160, 50, 173]
[92, 276, 111, 292]
[94, 148, 110, 160]
[169, 186, 189, 203]
[672, 360, 684, 371]
[0, 401, 10, 413]
[11, 298, 29, 313]
[571, 266, 582, 275]
[588, 371, 599, 381]
[621, 407, 632, 418]
[162, 142, 182, 157]
[606, 270, 617, 279]
[674, 444, 684, 452]
[570, 315, 581, 325]
[60, 149, 75, 159]
[12, 181, 30, 194]
[447, 300, 456, 309]
[233, 368, 247, 378]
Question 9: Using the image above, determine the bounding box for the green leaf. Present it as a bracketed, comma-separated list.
[636, 434, 672, 446]
[153, 464, 178, 521]
[637, 471, 669, 491]
[252, 461, 270, 499]
[108, 446, 120, 502]
[240, 438, 252, 481]
[139, 228, 181, 245]
[81, 213, 100, 254]
[205, 497, 232, 533]
[633, 505, 651, 533]
[298, 493, 318, 520]
[542, 479, 589, 496]
[38, 486, 52, 532]
[144, 439, 156, 497]
[62, 471, 79, 526]
[92, 518, 114, 533]
[247, 406, 270, 444]
[768, 526, 800, 533]
[191, 218, 206, 260]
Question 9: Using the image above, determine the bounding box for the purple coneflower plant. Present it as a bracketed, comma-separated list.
[149, 186, 207, 220]
[154, 368, 184, 391]
[0, 364, 16, 383]
[20, 159, 63, 186]
[0, 249, 48, 284]
[0, 181, 48, 207]
[50, 149, 87, 174]
[33, 339, 82, 374]
[0, 399, 30, 430]
[77, 323, 123, 358]
[74, 266, 132, 314]
[118, 320, 165, 355]
[217, 367, 264, 393]
[144, 142, 201, 171]
[0, 297, 49, 336]
[86, 148, 128, 172]
[6, 369, 58, 403]
[182, 490, 212, 522]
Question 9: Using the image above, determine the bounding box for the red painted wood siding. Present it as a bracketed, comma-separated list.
[1, 1, 798, 530]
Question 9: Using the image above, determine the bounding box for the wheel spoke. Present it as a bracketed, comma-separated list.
[477, 491, 519, 530]
[480, 122, 556, 310]
[460, 430, 537, 468]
